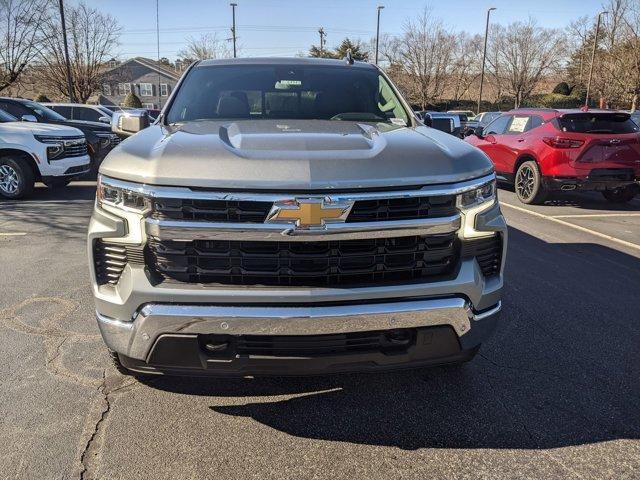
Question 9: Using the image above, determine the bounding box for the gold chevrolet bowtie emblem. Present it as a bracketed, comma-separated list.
[266, 198, 352, 229]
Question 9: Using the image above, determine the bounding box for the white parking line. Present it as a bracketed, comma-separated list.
[552, 213, 640, 218]
[500, 202, 640, 252]
[0, 232, 27, 236]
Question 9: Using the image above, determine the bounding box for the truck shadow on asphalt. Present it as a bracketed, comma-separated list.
[0, 183, 96, 238]
[143, 226, 640, 450]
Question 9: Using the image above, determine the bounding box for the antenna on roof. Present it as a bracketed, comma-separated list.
[345, 49, 354, 65]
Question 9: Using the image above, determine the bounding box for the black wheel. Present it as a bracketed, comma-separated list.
[0, 156, 34, 199]
[515, 160, 548, 204]
[602, 185, 638, 203]
[43, 178, 72, 189]
[108, 349, 133, 376]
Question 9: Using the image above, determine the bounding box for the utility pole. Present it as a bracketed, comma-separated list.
[585, 11, 608, 108]
[156, 0, 161, 109]
[477, 7, 496, 115]
[58, 0, 75, 103]
[318, 27, 326, 56]
[230, 3, 238, 58]
[375, 5, 384, 65]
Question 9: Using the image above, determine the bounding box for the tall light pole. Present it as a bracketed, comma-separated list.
[375, 5, 384, 65]
[230, 3, 238, 58]
[585, 11, 608, 108]
[156, 0, 161, 109]
[477, 7, 496, 115]
[57, 0, 74, 102]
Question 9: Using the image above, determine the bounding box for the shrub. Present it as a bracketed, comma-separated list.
[123, 92, 142, 108]
[552, 82, 572, 96]
[34, 94, 51, 103]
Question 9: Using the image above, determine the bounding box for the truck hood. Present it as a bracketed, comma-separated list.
[0, 121, 83, 136]
[100, 120, 494, 190]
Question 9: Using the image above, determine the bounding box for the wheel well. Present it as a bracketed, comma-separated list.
[513, 155, 538, 175]
[0, 148, 40, 181]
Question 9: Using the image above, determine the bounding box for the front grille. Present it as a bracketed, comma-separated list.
[461, 235, 502, 277]
[147, 234, 459, 287]
[150, 195, 458, 223]
[62, 137, 88, 158]
[94, 240, 144, 286]
[347, 195, 457, 222]
[201, 329, 416, 357]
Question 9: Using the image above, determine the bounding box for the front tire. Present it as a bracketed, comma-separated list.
[602, 185, 638, 203]
[515, 160, 548, 204]
[0, 157, 34, 199]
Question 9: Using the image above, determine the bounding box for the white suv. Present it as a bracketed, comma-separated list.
[0, 109, 91, 198]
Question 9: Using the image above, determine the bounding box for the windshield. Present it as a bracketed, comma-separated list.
[0, 108, 17, 123]
[166, 64, 410, 125]
[557, 113, 639, 134]
[97, 106, 113, 117]
[23, 100, 68, 121]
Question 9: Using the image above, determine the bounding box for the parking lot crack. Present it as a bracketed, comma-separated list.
[78, 370, 138, 480]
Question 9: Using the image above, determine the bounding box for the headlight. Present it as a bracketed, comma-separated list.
[97, 175, 150, 213]
[458, 179, 496, 209]
[96, 133, 117, 149]
[34, 135, 65, 160]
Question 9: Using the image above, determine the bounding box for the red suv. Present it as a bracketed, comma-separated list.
[465, 108, 640, 204]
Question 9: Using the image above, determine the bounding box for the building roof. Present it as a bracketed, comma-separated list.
[105, 57, 181, 80]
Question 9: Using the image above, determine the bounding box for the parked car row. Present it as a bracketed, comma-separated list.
[0, 97, 125, 199]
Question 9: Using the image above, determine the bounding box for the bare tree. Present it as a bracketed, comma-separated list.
[488, 19, 566, 108]
[32, 2, 120, 102]
[449, 32, 482, 102]
[177, 33, 232, 61]
[391, 7, 457, 109]
[0, 0, 49, 92]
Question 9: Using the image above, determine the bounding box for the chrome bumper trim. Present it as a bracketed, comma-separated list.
[96, 299, 502, 360]
[145, 214, 461, 241]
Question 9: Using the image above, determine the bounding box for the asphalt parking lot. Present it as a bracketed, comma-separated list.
[1, 182, 639, 480]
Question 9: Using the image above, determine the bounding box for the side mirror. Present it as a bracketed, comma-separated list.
[98, 116, 111, 124]
[423, 115, 433, 127]
[21, 114, 37, 123]
[474, 127, 485, 138]
[111, 110, 150, 137]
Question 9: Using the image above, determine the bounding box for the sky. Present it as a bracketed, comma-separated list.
[73, 0, 605, 60]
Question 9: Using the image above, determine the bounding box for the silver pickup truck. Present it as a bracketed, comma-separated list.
[88, 57, 506, 377]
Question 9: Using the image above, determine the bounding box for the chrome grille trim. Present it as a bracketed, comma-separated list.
[145, 215, 461, 241]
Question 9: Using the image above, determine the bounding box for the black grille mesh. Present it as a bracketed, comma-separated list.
[146, 234, 459, 287]
[94, 240, 144, 286]
[151, 195, 457, 224]
[460, 235, 502, 277]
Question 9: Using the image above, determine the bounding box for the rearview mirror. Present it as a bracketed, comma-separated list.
[111, 110, 150, 137]
[21, 114, 37, 123]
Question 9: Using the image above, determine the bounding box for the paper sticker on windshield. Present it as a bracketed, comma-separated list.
[390, 118, 407, 126]
[509, 116, 529, 133]
[275, 79, 302, 89]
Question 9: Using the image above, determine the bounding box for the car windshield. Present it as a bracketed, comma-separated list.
[557, 113, 639, 134]
[23, 100, 68, 121]
[97, 106, 113, 117]
[0, 108, 17, 123]
[165, 64, 410, 125]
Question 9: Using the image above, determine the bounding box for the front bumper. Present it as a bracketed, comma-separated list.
[99, 298, 501, 376]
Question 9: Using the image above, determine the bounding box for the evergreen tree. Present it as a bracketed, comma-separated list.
[123, 92, 142, 108]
